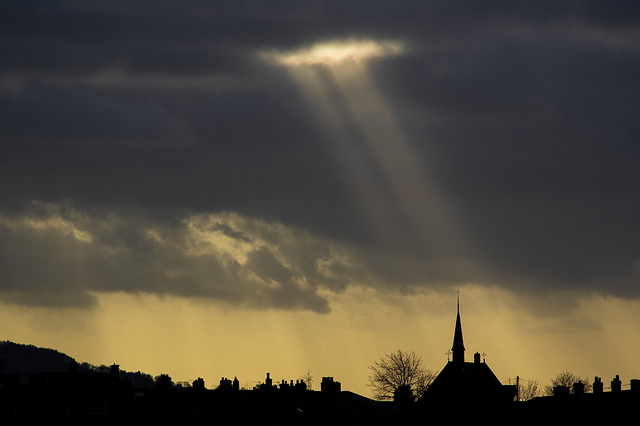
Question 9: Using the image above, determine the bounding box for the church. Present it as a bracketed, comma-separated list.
[417, 297, 516, 411]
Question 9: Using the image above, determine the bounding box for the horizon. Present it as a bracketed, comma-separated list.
[4, 289, 639, 397]
[2, 1, 640, 400]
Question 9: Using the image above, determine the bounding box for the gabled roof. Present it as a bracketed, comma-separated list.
[425, 360, 504, 401]
[417, 296, 515, 407]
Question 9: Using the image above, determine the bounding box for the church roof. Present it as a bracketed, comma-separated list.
[418, 296, 515, 406]
[425, 360, 504, 400]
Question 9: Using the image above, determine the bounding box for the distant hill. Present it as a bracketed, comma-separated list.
[0, 341, 76, 384]
[0, 341, 155, 387]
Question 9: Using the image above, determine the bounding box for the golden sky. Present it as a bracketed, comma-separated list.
[2, 286, 639, 396]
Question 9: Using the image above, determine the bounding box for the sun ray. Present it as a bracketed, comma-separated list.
[271, 39, 467, 259]
[288, 66, 401, 244]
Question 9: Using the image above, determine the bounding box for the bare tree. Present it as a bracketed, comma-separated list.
[507, 377, 541, 401]
[299, 369, 314, 391]
[368, 349, 436, 401]
[544, 370, 592, 395]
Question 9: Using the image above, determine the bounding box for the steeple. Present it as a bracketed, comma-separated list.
[451, 292, 465, 363]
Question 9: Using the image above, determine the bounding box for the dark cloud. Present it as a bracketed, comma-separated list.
[1, 1, 640, 309]
[0, 203, 346, 311]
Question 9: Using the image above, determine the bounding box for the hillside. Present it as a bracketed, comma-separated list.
[0, 340, 154, 387]
[0, 341, 77, 384]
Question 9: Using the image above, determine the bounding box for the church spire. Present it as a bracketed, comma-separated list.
[451, 291, 465, 363]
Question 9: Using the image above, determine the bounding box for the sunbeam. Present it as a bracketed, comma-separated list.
[270, 39, 466, 260]
[287, 66, 401, 245]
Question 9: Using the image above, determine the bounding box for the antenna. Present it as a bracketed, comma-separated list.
[456, 290, 460, 313]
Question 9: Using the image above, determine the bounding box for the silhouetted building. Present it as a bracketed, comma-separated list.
[521, 374, 640, 423]
[321, 377, 341, 393]
[593, 376, 603, 394]
[278, 379, 307, 392]
[265, 372, 272, 388]
[0, 344, 401, 425]
[109, 363, 119, 379]
[418, 298, 516, 415]
[553, 385, 570, 398]
[193, 377, 205, 392]
[6, 336, 640, 425]
[256, 372, 277, 391]
[451, 300, 465, 364]
[572, 381, 584, 395]
[611, 374, 622, 392]
[155, 373, 172, 393]
[219, 377, 233, 391]
[393, 384, 413, 406]
[23, 364, 133, 422]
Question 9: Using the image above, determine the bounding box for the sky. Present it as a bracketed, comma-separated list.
[2, 0, 640, 396]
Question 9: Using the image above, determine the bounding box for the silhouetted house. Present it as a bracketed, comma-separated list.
[295, 379, 307, 392]
[418, 299, 516, 415]
[277, 379, 308, 392]
[321, 377, 341, 393]
[393, 384, 413, 406]
[521, 375, 640, 423]
[193, 377, 205, 392]
[154, 373, 172, 393]
[219, 377, 233, 391]
[256, 372, 276, 391]
[23, 363, 133, 422]
[593, 376, 604, 393]
[611, 374, 622, 392]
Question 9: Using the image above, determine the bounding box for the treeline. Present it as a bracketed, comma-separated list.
[76, 361, 156, 388]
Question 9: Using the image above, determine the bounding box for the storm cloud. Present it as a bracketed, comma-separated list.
[2, 1, 640, 310]
[0, 202, 363, 311]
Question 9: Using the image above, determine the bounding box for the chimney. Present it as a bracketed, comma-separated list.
[474, 352, 481, 364]
[611, 375, 622, 393]
[553, 386, 570, 398]
[593, 377, 603, 394]
[265, 372, 272, 388]
[572, 381, 584, 395]
[110, 363, 120, 378]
